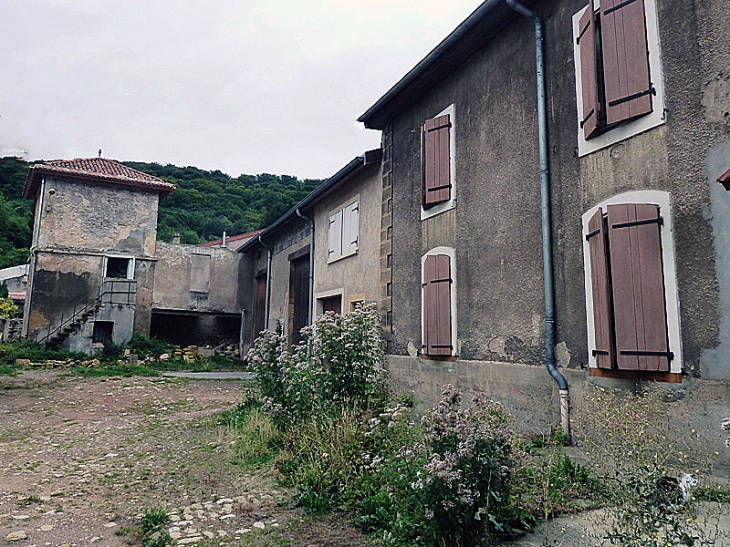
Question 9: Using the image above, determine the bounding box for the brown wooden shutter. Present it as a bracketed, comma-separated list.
[423, 254, 452, 356]
[577, 3, 601, 139]
[586, 208, 614, 369]
[607, 203, 669, 372]
[600, 0, 653, 125]
[423, 115, 452, 208]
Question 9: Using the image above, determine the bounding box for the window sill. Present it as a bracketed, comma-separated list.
[589, 367, 682, 383]
[327, 250, 358, 265]
[421, 200, 455, 222]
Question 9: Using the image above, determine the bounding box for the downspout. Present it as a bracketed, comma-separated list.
[23, 174, 46, 338]
[295, 208, 314, 325]
[258, 235, 272, 329]
[505, 0, 570, 439]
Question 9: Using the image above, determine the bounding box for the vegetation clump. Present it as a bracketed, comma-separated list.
[577, 385, 729, 546]
[242, 305, 599, 546]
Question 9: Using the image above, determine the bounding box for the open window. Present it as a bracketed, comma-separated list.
[582, 192, 682, 381]
[573, 0, 665, 155]
[421, 247, 457, 359]
[104, 256, 134, 279]
[422, 105, 456, 220]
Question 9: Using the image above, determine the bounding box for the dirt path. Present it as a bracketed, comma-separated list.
[0, 371, 373, 547]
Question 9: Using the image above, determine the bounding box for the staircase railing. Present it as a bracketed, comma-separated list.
[37, 279, 137, 346]
[37, 296, 102, 346]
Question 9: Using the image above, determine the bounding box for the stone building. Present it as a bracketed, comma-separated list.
[22, 158, 174, 351]
[355, 0, 730, 445]
[21, 157, 244, 352]
[238, 150, 382, 350]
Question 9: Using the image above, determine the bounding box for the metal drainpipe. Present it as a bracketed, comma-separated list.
[23, 175, 46, 338]
[505, 0, 570, 440]
[258, 235, 273, 329]
[295, 208, 314, 326]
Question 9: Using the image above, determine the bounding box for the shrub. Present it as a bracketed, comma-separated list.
[0, 339, 86, 366]
[246, 304, 388, 427]
[578, 384, 726, 546]
[0, 296, 18, 320]
[124, 333, 172, 358]
[412, 385, 517, 546]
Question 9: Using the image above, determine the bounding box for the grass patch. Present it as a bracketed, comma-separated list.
[695, 485, 730, 503]
[73, 364, 160, 378]
[0, 364, 17, 376]
[219, 400, 282, 468]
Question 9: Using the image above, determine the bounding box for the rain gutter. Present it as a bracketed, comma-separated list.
[257, 235, 273, 329]
[505, 0, 570, 439]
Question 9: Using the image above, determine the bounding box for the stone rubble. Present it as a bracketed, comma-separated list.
[14, 342, 241, 369]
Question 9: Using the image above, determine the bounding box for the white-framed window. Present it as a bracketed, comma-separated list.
[328, 199, 359, 263]
[573, 0, 665, 156]
[421, 247, 457, 358]
[582, 190, 682, 378]
[103, 255, 135, 280]
[422, 104, 456, 221]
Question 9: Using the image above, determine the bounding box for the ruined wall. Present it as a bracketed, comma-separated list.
[312, 162, 382, 313]
[25, 252, 103, 341]
[153, 242, 242, 313]
[36, 175, 159, 257]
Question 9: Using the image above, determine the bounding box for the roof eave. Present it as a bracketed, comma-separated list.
[358, 0, 535, 130]
[23, 166, 176, 200]
[239, 149, 382, 254]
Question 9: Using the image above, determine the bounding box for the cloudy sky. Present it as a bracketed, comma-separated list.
[0, 0, 481, 179]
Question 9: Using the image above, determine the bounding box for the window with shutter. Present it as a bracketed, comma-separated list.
[422, 248, 456, 358]
[328, 210, 343, 261]
[423, 115, 451, 208]
[582, 194, 680, 381]
[328, 199, 359, 263]
[421, 105, 456, 220]
[573, 0, 665, 156]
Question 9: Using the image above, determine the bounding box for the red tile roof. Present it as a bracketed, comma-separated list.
[24, 157, 176, 199]
[200, 230, 263, 248]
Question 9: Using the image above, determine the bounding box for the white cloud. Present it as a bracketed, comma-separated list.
[0, 0, 480, 178]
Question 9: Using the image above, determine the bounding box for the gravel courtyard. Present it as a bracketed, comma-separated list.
[0, 371, 372, 546]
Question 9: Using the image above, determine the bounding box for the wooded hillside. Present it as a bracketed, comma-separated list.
[0, 157, 323, 269]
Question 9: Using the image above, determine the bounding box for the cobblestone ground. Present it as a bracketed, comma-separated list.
[0, 371, 373, 547]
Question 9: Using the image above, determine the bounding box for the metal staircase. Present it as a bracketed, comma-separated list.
[40, 298, 103, 350]
[38, 279, 137, 349]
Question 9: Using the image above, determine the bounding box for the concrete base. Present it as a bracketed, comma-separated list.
[385, 355, 730, 476]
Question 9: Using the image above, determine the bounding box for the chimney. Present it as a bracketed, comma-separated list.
[172, 232, 181, 244]
[222, 231, 227, 248]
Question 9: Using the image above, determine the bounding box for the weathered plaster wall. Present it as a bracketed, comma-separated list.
[26, 252, 103, 341]
[37, 175, 159, 256]
[388, 11, 546, 364]
[133, 259, 155, 336]
[312, 163, 382, 312]
[386, 0, 730, 383]
[153, 242, 242, 313]
[386, 358, 730, 475]
[267, 234, 310, 338]
[0, 265, 28, 294]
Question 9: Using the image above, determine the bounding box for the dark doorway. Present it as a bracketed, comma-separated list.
[251, 274, 267, 340]
[288, 254, 310, 346]
[150, 313, 199, 345]
[92, 321, 114, 344]
[320, 295, 342, 315]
